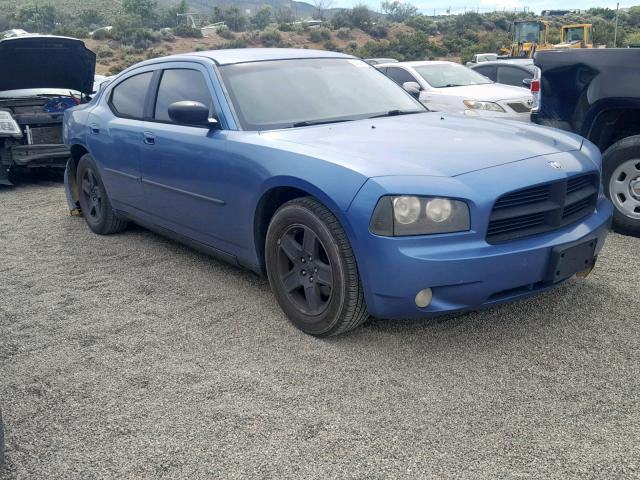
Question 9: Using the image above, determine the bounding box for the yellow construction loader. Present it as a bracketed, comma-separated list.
[502, 20, 553, 58]
[555, 24, 594, 48]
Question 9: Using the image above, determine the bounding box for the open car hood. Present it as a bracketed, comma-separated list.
[0, 35, 96, 94]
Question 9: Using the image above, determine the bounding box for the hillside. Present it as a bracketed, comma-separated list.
[2, 1, 640, 76]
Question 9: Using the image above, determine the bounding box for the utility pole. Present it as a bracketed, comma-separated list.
[614, 2, 620, 47]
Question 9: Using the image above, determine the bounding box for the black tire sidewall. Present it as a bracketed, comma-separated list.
[77, 154, 110, 233]
[266, 202, 348, 336]
[603, 138, 640, 235]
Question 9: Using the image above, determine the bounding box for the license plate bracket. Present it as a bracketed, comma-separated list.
[546, 238, 597, 283]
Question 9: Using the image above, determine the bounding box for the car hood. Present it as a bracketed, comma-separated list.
[441, 83, 531, 101]
[0, 36, 96, 94]
[258, 113, 584, 178]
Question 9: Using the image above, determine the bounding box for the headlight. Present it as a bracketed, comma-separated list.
[0, 110, 22, 137]
[370, 195, 470, 236]
[463, 100, 505, 113]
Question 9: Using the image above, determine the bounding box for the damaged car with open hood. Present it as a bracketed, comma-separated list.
[0, 35, 95, 185]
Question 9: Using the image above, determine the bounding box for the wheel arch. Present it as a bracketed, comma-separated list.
[585, 101, 640, 152]
[65, 144, 90, 214]
[253, 177, 358, 275]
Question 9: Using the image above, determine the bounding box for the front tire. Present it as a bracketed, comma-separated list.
[265, 197, 368, 336]
[603, 136, 640, 236]
[76, 154, 128, 235]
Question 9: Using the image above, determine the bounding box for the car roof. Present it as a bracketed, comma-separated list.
[470, 60, 535, 70]
[182, 48, 355, 66]
[376, 60, 456, 68]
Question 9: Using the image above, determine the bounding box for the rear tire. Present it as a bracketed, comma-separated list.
[76, 154, 128, 235]
[265, 197, 368, 336]
[603, 136, 640, 236]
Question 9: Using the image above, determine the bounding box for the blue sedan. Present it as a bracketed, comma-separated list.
[63, 48, 613, 336]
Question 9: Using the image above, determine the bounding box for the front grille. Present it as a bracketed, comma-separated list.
[507, 102, 532, 113]
[487, 174, 599, 243]
[29, 126, 62, 145]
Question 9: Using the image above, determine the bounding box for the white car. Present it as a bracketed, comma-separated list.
[377, 61, 534, 122]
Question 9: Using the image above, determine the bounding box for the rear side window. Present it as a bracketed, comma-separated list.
[473, 65, 497, 81]
[110, 72, 153, 119]
[497, 66, 531, 87]
[154, 69, 212, 123]
[385, 67, 418, 86]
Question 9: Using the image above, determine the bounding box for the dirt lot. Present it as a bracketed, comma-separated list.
[1, 178, 639, 479]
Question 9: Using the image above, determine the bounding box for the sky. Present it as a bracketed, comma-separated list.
[337, 0, 634, 15]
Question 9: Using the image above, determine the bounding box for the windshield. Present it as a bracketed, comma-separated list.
[219, 58, 425, 131]
[477, 54, 498, 62]
[564, 27, 585, 42]
[413, 64, 492, 88]
[0, 88, 80, 99]
[514, 22, 541, 43]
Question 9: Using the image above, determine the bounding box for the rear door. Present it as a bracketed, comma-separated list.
[87, 70, 154, 208]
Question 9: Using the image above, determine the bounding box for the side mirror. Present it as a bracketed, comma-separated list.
[402, 81, 421, 99]
[522, 78, 532, 87]
[168, 101, 218, 128]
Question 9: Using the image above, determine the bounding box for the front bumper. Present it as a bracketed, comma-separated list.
[357, 196, 612, 319]
[6, 144, 70, 167]
[347, 152, 613, 320]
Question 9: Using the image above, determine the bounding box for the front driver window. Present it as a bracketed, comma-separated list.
[154, 69, 213, 123]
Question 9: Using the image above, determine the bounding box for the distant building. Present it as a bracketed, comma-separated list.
[541, 9, 581, 17]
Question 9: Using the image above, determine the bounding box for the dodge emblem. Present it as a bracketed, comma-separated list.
[548, 161, 562, 169]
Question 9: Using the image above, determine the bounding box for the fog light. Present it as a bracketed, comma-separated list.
[415, 288, 433, 308]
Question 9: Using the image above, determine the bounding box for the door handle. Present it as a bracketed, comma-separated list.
[143, 131, 155, 145]
[90, 123, 100, 135]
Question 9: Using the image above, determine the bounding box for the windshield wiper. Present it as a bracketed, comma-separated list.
[440, 84, 465, 88]
[291, 118, 354, 128]
[367, 110, 424, 119]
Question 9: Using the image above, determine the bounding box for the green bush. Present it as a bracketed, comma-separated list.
[146, 47, 168, 59]
[259, 27, 282, 47]
[309, 27, 331, 42]
[323, 40, 338, 51]
[217, 25, 235, 40]
[96, 45, 114, 58]
[336, 28, 352, 40]
[91, 29, 110, 40]
[172, 24, 202, 38]
[53, 26, 90, 39]
[224, 38, 249, 49]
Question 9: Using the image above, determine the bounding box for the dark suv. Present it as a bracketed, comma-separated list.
[532, 48, 640, 235]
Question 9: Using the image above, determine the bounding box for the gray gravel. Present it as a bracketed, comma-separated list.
[1, 178, 639, 479]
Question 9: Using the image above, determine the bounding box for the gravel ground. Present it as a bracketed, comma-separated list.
[1, 178, 639, 479]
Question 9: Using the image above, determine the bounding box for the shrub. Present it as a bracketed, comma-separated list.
[217, 25, 235, 40]
[309, 27, 331, 42]
[146, 47, 168, 59]
[336, 28, 352, 40]
[278, 23, 293, 32]
[323, 40, 338, 51]
[368, 23, 389, 39]
[91, 28, 110, 40]
[96, 45, 114, 58]
[172, 24, 203, 38]
[259, 27, 282, 47]
[224, 38, 249, 49]
[53, 26, 90, 38]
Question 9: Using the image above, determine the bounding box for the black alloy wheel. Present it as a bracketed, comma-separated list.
[265, 197, 369, 336]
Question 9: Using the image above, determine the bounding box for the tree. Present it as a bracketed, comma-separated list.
[252, 6, 272, 30]
[274, 6, 294, 24]
[348, 5, 372, 30]
[77, 9, 105, 28]
[223, 7, 249, 32]
[381, 1, 417, 22]
[122, 0, 157, 19]
[16, 4, 58, 33]
[312, 0, 334, 21]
